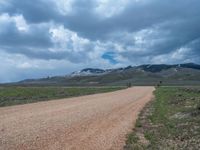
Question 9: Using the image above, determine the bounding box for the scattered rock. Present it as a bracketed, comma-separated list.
[170, 112, 190, 119]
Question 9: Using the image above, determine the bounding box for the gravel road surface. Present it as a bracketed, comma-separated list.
[0, 87, 154, 150]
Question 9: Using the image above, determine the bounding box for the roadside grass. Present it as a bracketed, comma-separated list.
[125, 86, 200, 150]
[0, 86, 124, 107]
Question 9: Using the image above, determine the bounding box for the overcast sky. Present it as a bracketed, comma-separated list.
[0, 0, 200, 82]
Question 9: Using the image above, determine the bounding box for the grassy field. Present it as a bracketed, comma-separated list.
[125, 86, 200, 150]
[0, 86, 124, 107]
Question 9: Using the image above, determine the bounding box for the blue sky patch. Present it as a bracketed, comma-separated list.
[102, 52, 118, 64]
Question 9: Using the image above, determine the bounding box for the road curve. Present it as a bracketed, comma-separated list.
[0, 86, 154, 150]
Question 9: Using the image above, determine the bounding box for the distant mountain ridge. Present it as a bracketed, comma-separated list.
[17, 63, 200, 86]
[136, 63, 200, 73]
[71, 68, 107, 76]
[70, 63, 200, 76]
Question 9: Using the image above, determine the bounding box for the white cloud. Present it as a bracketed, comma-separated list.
[49, 25, 90, 52]
[48, 25, 115, 66]
[95, 0, 146, 18]
[95, 0, 131, 18]
[13, 15, 29, 32]
[0, 13, 29, 32]
[53, 0, 74, 15]
[0, 13, 11, 25]
[151, 47, 192, 64]
[0, 48, 117, 82]
[171, 47, 190, 60]
[17, 62, 39, 69]
[0, 50, 79, 82]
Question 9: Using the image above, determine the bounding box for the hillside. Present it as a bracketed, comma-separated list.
[14, 63, 200, 86]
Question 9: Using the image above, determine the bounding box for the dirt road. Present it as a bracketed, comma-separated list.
[0, 87, 154, 150]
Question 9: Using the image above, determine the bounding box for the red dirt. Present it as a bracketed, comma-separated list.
[0, 86, 154, 150]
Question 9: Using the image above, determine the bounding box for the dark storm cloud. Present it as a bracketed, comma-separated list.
[1, 0, 60, 23]
[61, 0, 200, 40]
[1, 0, 197, 38]
[0, 22, 52, 48]
[1, 0, 200, 42]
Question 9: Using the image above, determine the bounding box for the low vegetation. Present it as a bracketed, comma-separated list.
[125, 86, 200, 149]
[0, 86, 124, 107]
